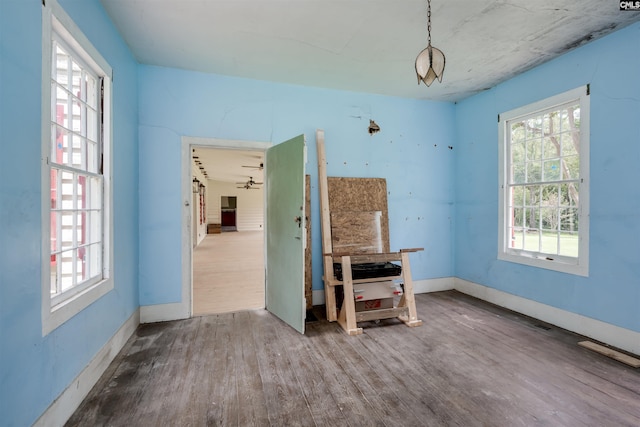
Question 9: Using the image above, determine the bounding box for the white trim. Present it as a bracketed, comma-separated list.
[175, 136, 272, 323]
[312, 289, 325, 307]
[412, 277, 455, 294]
[41, 0, 114, 335]
[454, 278, 640, 356]
[34, 309, 139, 427]
[498, 85, 590, 277]
[140, 302, 190, 324]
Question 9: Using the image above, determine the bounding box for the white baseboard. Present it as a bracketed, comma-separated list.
[314, 276, 638, 355]
[413, 277, 455, 294]
[140, 302, 190, 323]
[312, 289, 325, 307]
[34, 309, 140, 427]
[454, 278, 640, 356]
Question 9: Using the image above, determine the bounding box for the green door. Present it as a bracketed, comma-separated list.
[265, 134, 306, 334]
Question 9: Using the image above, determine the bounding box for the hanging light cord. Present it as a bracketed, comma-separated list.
[427, 0, 432, 46]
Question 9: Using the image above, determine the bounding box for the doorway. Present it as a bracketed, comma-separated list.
[182, 134, 307, 333]
[221, 196, 237, 232]
[182, 137, 271, 317]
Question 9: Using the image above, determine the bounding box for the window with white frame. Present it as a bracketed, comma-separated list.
[42, 0, 112, 334]
[498, 86, 589, 276]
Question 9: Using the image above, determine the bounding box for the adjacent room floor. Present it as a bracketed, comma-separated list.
[66, 291, 640, 427]
[193, 230, 265, 316]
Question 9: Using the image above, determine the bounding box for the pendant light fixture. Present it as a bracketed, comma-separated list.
[415, 0, 445, 86]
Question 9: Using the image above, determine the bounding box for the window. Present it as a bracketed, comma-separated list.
[42, 0, 113, 334]
[498, 86, 589, 276]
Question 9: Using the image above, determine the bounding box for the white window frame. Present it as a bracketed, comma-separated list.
[41, 0, 113, 335]
[498, 86, 589, 277]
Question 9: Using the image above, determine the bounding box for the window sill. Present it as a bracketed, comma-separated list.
[42, 278, 113, 336]
[498, 251, 588, 277]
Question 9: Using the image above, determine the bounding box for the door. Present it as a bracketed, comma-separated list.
[265, 134, 306, 333]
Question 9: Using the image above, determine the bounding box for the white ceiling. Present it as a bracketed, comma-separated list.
[101, 0, 640, 179]
[193, 147, 265, 185]
[101, 0, 640, 102]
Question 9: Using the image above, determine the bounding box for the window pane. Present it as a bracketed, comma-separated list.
[543, 159, 561, 181]
[54, 85, 69, 128]
[60, 249, 74, 291]
[512, 207, 524, 227]
[559, 233, 578, 257]
[71, 61, 82, 99]
[561, 208, 579, 232]
[72, 134, 83, 169]
[54, 44, 69, 88]
[524, 207, 539, 230]
[50, 253, 60, 295]
[524, 229, 540, 252]
[50, 211, 59, 253]
[512, 162, 525, 184]
[526, 162, 541, 182]
[541, 208, 558, 231]
[61, 171, 74, 209]
[71, 97, 82, 133]
[561, 132, 578, 157]
[85, 74, 97, 109]
[87, 141, 98, 173]
[86, 176, 102, 210]
[511, 186, 524, 207]
[85, 243, 102, 280]
[569, 182, 579, 207]
[61, 212, 74, 249]
[525, 185, 539, 206]
[76, 212, 85, 245]
[525, 117, 540, 140]
[511, 141, 525, 184]
[527, 138, 542, 161]
[87, 210, 102, 245]
[562, 155, 579, 180]
[542, 136, 559, 159]
[541, 232, 558, 254]
[87, 108, 98, 142]
[75, 247, 85, 284]
[510, 228, 523, 249]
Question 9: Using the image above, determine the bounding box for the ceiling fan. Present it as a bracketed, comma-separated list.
[236, 176, 263, 185]
[237, 183, 261, 190]
[242, 162, 263, 170]
[236, 177, 263, 189]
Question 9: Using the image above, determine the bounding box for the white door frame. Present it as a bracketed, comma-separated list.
[181, 136, 272, 318]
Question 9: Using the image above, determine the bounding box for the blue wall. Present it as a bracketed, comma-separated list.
[1, 1, 638, 424]
[138, 66, 456, 306]
[0, 1, 139, 425]
[454, 22, 640, 332]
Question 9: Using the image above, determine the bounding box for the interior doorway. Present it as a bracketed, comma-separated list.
[183, 137, 270, 317]
[221, 196, 237, 232]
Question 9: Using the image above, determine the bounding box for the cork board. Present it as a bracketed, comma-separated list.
[327, 177, 389, 253]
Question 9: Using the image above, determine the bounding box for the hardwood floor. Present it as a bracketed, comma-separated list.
[66, 291, 640, 427]
[193, 231, 265, 316]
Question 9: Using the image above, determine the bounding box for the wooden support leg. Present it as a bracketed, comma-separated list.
[398, 252, 422, 327]
[323, 255, 338, 322]
[337, 256, 362, 335]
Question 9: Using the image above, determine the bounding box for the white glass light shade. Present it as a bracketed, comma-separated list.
[415, 45, 445, 86]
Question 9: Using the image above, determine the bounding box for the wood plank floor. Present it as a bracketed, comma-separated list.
[193, 231, 264, 316]
[66, 291, 640, 427]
